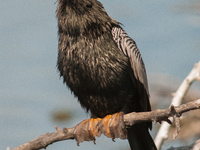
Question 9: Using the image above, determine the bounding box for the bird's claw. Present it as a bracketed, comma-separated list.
[73, 112, 127, 145]
[74, 118, 101, 145]
[97, 112, 127, 141]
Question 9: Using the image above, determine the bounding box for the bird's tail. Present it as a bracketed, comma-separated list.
[127, 123, 157, 150]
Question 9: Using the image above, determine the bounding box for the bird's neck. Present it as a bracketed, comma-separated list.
[57, 0, 119, 39]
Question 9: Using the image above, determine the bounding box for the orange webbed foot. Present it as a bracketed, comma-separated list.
[97, 112, 127, 141]
[74, 118, 102, 145]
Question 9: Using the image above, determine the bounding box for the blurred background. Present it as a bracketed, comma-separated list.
[0, 0, 200, 149]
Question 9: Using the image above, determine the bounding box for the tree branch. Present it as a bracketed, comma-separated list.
[12, 99, 200, 150]
[154, 61, 200, 149]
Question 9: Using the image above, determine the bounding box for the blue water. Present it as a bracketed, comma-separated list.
[0, 0, 199, 149]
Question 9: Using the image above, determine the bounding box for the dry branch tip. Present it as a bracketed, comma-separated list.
[173, 116, 181, 140]
[55, 126, 60, 131]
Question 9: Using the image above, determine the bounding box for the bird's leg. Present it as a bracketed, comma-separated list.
[74, 118, 102, 145]
[97, 112, 127, 141]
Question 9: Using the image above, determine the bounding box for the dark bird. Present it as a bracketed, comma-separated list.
[56, 0, 157, 149]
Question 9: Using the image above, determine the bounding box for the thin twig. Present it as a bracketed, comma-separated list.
[154, 61, 200, 150]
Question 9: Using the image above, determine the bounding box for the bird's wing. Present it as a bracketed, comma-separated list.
[112, 27, 150, 111]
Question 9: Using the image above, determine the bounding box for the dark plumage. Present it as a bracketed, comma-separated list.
[57, 0, 157, 149]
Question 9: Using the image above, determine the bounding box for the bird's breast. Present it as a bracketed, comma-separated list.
[58, 35, 128, 91]
[57, 34, 133, 116]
